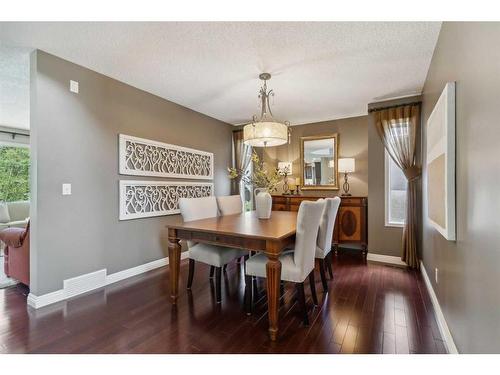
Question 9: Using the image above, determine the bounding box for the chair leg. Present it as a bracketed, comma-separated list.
[295, 282, 309, 326]
[252, 276, 259, 300]
[244, 274, 253, 315]
[319, 259, 328, 292]
[243, 255, 249, 273]
[326, 252, 334, 279]
[308, 271, 318, 306]
[215, 267, 222, 303]
[187, 259, 195, 289]
[209, 266, 215, 279]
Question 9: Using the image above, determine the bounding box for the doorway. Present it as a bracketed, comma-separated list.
[0, 46, 31, 290]
[0, 141, 30, 288]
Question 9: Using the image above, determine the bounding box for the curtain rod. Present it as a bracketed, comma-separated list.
[368, 101, 421, 113]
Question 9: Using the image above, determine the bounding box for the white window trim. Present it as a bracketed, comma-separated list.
[241, 155, 253, 212]
[0, 127, 30, 148]
[384, 150, 405, 228]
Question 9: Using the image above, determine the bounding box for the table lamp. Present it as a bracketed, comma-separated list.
[338, 158, 355, 196]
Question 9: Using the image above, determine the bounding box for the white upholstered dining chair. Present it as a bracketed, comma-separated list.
[244, 200, 325, 325]
[179, 196, 247, 303]
[216, 194, 246, 273]
[316, 197, 341, 292]
[216, 195, 243, 216]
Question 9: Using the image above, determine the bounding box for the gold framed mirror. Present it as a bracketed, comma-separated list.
[300, 134, 339, 190]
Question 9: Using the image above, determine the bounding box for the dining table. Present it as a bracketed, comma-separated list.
[166, 210, 298, 341]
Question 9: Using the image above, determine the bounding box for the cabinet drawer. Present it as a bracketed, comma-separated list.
[273, 196, 287, 204]
[341, 197, 364, 205]
[294, 197, 317, 203]
[272, 203, 287, 211]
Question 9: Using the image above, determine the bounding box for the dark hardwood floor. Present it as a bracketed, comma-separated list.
[0, 250, 445, 354]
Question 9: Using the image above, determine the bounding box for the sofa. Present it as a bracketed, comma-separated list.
[0, 221, 30, 286]
[0, 201, 30, 230]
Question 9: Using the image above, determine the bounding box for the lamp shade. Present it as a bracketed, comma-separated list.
[278, 161, 293, 175]
[243, 122, 288, 147]
[338, 158, 355, 173]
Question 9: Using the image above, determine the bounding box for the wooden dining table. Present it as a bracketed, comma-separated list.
[166, 210, 298, 341]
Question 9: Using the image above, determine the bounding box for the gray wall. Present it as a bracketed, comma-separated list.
[30, 50, 232, 296]
[421, 22, 500, 353]
[261, 116, 369, 197]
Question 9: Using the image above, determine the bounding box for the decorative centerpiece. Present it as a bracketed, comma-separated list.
[228, 152, 283, 219]
[277, 162, 292, 194]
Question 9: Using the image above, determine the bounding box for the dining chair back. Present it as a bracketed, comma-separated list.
[217, 194, 251, 265]
[317, 197, 341, 257]
[179, 196, 219, 248]
[216, 195, 243, 216]
[293, 200, 327, 280]
[179, 196, 218, 222]
[315, 196, 341, 291]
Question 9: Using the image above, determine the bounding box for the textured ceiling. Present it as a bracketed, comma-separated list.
[0, 22, 441, 127]
[0, 46, 31, 130]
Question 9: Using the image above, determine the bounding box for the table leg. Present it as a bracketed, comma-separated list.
[168, 229, 181, 304]
[265, 253, 282, 341]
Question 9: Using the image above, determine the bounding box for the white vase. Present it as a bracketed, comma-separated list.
[254, 188, 272, 219]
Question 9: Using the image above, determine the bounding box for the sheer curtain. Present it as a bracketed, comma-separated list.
[373, 104, 421, 269]
[231, 130, 252, 206]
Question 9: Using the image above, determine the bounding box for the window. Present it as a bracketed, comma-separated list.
[385, 150, 407, 227]
[0, 144, 30, 202]
[240, 157, 253, 212]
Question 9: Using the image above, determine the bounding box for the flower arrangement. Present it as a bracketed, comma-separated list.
[228, 151, 283, 192]
[277, 165, 291, 177]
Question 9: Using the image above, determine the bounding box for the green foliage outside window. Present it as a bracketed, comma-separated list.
[0, 146, 30, 202]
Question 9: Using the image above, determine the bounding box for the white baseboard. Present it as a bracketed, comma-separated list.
[27, 289, 65, 309]
[366, 253, 407, 267]
[106, 256, 173, 285]
[27, 252, 189, 309]
[420, 260, 459, 354]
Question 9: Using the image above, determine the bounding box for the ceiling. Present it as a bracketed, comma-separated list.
[0, 22, 441, 127]
[0, 46, 31, 130]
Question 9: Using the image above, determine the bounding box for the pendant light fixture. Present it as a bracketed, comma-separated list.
[243, 73, 290, 147]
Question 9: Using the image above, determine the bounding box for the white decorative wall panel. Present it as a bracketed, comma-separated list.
[119, 180, 214, 220]
[119, 134, 214, 179]
[426, 82, 455, 241]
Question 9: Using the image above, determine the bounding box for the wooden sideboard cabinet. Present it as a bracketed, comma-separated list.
[271, 195, 368, 255]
